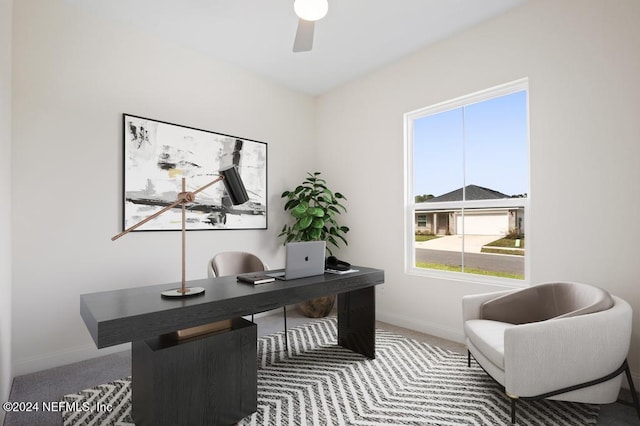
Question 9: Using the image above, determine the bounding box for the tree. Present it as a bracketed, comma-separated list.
[415, 194, 434, 203]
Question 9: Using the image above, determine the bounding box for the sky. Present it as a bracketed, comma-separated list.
[413, 90, 528, 198]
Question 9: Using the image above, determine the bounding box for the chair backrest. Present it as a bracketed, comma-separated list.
[208, 251, 267, 278]
[481, 281, 614, 325]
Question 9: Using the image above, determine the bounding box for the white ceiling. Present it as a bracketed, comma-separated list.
[65, 0, 527, 95]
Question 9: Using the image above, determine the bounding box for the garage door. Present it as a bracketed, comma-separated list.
[455, 213, 508, 235]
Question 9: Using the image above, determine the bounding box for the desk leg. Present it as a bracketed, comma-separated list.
[131, 318, 257, 426]
[337, 286, 375, 359]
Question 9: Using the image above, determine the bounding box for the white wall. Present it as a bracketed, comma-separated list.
[11, 0, 316, 375]
[1, 0, 13, 415]
[317, 0, 640, 380]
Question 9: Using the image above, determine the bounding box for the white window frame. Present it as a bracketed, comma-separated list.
[404, 78, 530, 286]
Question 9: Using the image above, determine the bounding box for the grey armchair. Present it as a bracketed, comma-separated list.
[208, 251, 288, 351]
[462, 281, 640, 423]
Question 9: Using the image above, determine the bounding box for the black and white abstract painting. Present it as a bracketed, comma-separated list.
[122, 114, 267, 231]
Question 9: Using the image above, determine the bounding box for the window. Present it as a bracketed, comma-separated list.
[405, 79, 529, 282]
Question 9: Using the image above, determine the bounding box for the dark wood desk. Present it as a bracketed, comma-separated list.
[80, 266, 384, 425]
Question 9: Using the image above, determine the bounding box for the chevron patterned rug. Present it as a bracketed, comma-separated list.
[62, 317, 598, 425]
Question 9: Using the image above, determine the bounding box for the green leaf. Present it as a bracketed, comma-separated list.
[295, 215, 313, 230]
[327, 236, 339, 250]
[335, 202, 347, 213]
[312, 217, 324, 228]
[310, 227, 322, 239]
[281, 190, 290, 198]
[292, 201, 308, 215]
[304, 207, 319, 217]
[335, 192, 346, 199]
[292, 210, 307, 219]
[284, 199, 298, 211]
[312, 207, 325, 217]
[336, 234, 348, 246]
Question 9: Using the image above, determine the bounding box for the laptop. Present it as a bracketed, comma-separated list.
[266, 241, 326, 280]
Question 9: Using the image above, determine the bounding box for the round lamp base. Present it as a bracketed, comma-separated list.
[161, 287, 206, 298]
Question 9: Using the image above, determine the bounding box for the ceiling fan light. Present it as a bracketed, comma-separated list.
[294, 0, 328, 22]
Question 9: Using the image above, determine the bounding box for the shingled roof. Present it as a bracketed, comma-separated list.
[426, 185, 510, 202]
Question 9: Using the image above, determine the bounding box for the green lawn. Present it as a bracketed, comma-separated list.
[481, 237, 525, 256]
[481, 248, 523, 256]
[415, 234, 441, 242]
[484, 237, 525, 248]
[481, 237, 524, 256]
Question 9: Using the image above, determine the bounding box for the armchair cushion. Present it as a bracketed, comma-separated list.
[464, 319, 513, 369]
[480, 282, 613, 325]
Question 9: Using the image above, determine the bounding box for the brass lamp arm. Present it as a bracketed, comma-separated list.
[191, 175, 223, 197]
[111, 175, 224, 241]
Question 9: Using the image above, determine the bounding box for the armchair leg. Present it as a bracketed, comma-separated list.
[623, 359, 640, 420]
[467, 350, 471, 367]
[509, 397, 517, 424]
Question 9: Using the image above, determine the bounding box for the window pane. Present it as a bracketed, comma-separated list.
[413, 108, 463, 201]
[464, 91, 528, 199]
[415, 209, 463, 272]
[461, 208, 525, 280]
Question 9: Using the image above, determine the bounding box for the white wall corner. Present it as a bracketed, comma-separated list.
[376, 309, 466, 345]
[0, 0, 13, 417]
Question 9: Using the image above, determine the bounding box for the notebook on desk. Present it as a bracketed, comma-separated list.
[266, 241, 326, 280]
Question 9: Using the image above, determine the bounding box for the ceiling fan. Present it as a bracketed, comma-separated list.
[292, 0, 328, 52]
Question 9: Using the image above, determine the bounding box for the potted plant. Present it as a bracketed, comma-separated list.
[279, 172, 349, 317]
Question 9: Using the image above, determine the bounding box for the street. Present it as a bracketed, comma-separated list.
[415, 248, 524, 276]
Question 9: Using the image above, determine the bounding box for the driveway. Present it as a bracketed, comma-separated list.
[415, 235, 501, 253]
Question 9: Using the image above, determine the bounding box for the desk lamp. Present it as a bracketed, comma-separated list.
[112, 165, 249, 298]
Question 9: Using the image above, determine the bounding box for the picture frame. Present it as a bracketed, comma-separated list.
[122, 114, 267, 231]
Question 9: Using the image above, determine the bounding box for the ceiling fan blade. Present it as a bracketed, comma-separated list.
[293, 19, 315, 52]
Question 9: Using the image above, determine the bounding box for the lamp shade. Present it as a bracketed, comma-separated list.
[220, 165, 249, 205]
[294, 0, 328, 21]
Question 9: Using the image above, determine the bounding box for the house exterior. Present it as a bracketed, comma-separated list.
[415, 185, 525, 236]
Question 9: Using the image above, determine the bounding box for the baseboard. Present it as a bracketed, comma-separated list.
[376, 309, 465, 344]
[12, 342, 130, 378]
